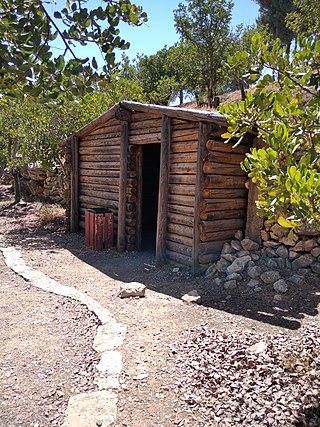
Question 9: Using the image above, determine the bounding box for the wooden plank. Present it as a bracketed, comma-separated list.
[70, 135, 79, 232]
[170, 142, 198, 153]
[199, 241, 225, 255]
[135, 145, 143, 251]
[168, 204, 194, 216]
[117, 121, 129, 252]
[79, 161, 120, 170]
[166, 241, 192, 257]
[168, 184, 195, 196]
[79, 146, 120, 155]
[129, 132, 161, 144]
[170, 152, 197, 164]
[170, 163, 197, 175]
[169, 174, 196, 185]
[206, 140, 249, 154]
[166, 250, 192, 267]
[79, 154, 120, 163]
[204, 175, 247, 189]
[203, 149, 246, 165]
[199, 228, 241, 243]
[156, 115, 171, 267]
[167, 212, 194, 227]
[202, 188, 247, 199]
[79, 176, 119, 186]
[192, 122, 207, 273]
[80, 188, 118, 201]
[200, 209, 247, 221]
[166, 233, 193, 247]
[201, 198, 248, 212]
[203, 161, 247, 176]
[199, 219, 246, 242]
[79, 194, 118, 210]
[167, 223, 193, 238]
[168, 194, 195, 207]
[79, 169, 120, 178]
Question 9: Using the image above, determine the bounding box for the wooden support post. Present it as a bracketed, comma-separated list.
[70, 135, 79, 232]
[135, 145, 143, 251]
[156, 115, 171, 267]
[117, 121, 129, 252]
[192, 122, 208, 273]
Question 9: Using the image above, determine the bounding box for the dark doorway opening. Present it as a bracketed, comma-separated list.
[141, 143, 161, 250]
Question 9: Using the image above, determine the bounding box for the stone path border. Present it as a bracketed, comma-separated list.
[0, 246, 126, 427]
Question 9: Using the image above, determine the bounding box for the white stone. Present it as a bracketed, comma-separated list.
[248, 341, 267, 354]
[118, 282, 146, 298]
[181, 290, 202, 305]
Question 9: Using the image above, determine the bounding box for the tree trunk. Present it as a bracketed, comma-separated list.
[179, 90, 184, 105]
[12, 168, 21, 203]
[240, 81, 246, 100]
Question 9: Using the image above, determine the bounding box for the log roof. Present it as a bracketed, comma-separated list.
[72, 100, 228, 139]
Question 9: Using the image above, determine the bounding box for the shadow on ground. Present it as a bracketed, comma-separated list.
[1, 188, 319, 332]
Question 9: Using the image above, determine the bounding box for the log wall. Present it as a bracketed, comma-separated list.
[199, 138, 250, 265]
[166, 119, 199, 267]
[78, 117, 121, 241]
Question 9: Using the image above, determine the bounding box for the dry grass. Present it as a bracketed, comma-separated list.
[37, 203, 65, 224]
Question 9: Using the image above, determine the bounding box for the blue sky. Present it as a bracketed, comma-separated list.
[118, 0, 260, 60]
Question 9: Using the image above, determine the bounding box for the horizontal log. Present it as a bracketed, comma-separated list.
[126, 203, 136, 212]
[200, 228, 242, 243]
[79, 169, 120, 178]
[87, 122, 120, 136]
[129, 132, 161, 144]
[79, 146, 120, 155]
[204, 175, 247, 189]
[166, 241, 192, 257]
[199, 252, 222, 264]
[79, 161, 120, 170]
[126, 194, 137, 203]
[200, 209, 247, 221]
[203, 150, 246, 165]
[166, 233, 193, 247]
[170, 152, 197, 164]
[130, 112, 159, 122]
[167, 212, 194, 227]
[207, 127, 228, 139]
[80, 188, 118, 201]
[206, 140, 249, 154]
[171, 132, 198, 143]
[79, 195, 118, 210]
[199, 241, 225, 255]
[167, 223, 193, 238]
[203, 161, 247, 176]
[168, 194, 195, 207]
[168, 203, 194, 217]
[200, 198, 248, 212]
[170, 142, 198, 153]
[79, 175, 119, 186]
[169, 174, 196, 185]
[200, 218, 246, 234]
[166, 250, 192, 267]
[172, 120, 198, 130]
[79, 154, 120, 163]
[80, 183, 119, 193]
[170, 163, 197, 175]
[126, 211, 136, 219]
[129, 119, 161, 135]
[80, 137, 120, 147]
[168, 184, 195, 196]
[126, 218, 136, 227]
[202, 188, 247, 199]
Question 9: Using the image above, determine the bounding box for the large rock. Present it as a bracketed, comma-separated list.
[226, 255, 251, 275]
[260, 230, 269, 241]
[221, 242, 234, 255]
[224, 280, 237, 291]
[311, 263, 320, 274]
[205, 264, 217, 278]
[215, 258, 230, 273]
[273, 279, 289, 294]
[275, 245, 289, 259]
[311, 246, 320, 258]
[247, 265, 262, 279]
[260, 270, 281, 284]
[292, 239, 316, 252]
[279, 232, 299, 246]
[270, 224, 288, 240]
[295, 224, 320, 236]
[241, 238, 260, 251]
[292, 254, 314, 270]
[118, 282, 146, 298]
[288, 274, 304, 286]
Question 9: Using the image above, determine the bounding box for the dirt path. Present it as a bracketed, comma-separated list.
[0, 256, 99, 427]
[0, 186, 319, 426]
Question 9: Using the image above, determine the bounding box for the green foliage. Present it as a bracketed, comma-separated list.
[254, 0, 295, 53]
[220, 34, 320, 226]
[286, 0, 320, 38]
[0, 0, 147, 98]
[174, 0, 233, 106]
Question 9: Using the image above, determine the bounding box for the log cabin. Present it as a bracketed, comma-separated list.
[62, 101, 254, 273]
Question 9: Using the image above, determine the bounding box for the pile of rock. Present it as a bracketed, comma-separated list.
[20, 165, 65, 205]
[205, 226, 320, 296]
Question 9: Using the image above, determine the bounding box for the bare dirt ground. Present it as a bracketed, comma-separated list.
[0, 184, 319, 426]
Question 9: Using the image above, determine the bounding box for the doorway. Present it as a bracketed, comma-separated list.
[140, 143, 161, 250]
